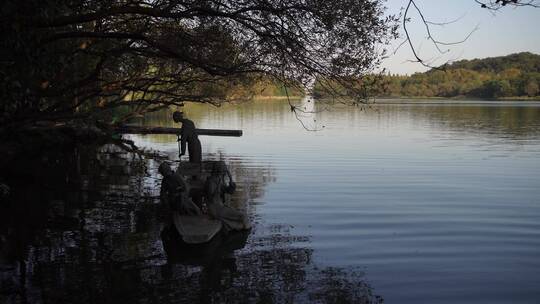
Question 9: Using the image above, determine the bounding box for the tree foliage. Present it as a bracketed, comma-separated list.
[0, 0, 398, 128]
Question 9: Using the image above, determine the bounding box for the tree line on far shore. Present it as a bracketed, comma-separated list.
[376, 52, 540, 99]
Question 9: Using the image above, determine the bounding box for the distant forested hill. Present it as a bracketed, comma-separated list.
[379, 52, 540, 99]
[440, 52, 540, 74]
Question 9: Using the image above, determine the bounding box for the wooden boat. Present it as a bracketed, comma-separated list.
[161, 226, 250, 265]
[172, 213, 222, 244]
[170, 160, 234, 244]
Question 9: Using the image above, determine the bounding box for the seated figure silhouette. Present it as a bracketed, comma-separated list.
[158, 162, 201, 215]
[204, 162, 251, 232]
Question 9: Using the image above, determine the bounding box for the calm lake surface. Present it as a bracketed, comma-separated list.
[2, 99, 540, 303]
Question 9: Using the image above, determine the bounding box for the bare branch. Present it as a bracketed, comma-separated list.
[402, 0, 539, 70]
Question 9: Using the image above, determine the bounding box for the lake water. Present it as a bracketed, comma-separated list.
[2, 99, 540, 303]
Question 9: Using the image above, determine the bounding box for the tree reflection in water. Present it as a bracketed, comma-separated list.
[0, 143, 381, 304]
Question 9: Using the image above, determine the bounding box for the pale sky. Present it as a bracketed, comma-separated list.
[381, 0, 540, 74]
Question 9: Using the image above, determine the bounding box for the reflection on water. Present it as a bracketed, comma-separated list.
[0, 141, 379, 303]
[375, 101, 540, 140]
[2, 99, 540, 303]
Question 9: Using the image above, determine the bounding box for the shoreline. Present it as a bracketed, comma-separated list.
[373, 95, 540, 102]
[253, 95, 303, 100]
[252, 95, 540, 102]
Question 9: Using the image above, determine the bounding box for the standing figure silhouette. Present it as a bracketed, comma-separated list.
[173, 111, 202, 163]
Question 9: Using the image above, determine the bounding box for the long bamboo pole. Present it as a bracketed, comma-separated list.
[114, 125, 242, 137]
